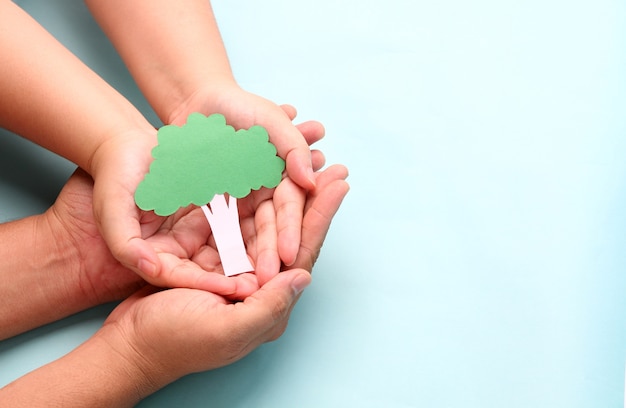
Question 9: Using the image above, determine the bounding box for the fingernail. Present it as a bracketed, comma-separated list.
[307, 167, 316, 188]
[291, 273, 311, 294]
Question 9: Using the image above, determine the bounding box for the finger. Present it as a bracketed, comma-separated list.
[253, 199, 280, 286]
[90, 134, 163, 279]
[92, 180, 161, 279]
[278, 104, 325, 148]
[190, 245, 262, 299]
[279, 104, 298, 121]
[225, 273, 261, 300]
[237, 188, 274, 219]
[311, 149, 325, 171]
[263, 115, 315, 190]
[153, 253, 238, 295]
[295, 120, 325, 147]
[274, 177, 306, 266]
[309, 164, 349, 200]
[234, 269, 311, 351]
[286, 145, 316, 190]
[292, 165, 350, 272]
[262, 288, 305, 342]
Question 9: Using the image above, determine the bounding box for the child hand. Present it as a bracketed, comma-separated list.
[88, 130, 257, 297]
[169, 84, 320, 190]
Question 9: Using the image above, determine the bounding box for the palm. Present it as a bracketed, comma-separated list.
[135, 190, 281, 299]
[50, 169, 144, 303]
[107, 286, 234, 373]
[104, 268, 300, 377]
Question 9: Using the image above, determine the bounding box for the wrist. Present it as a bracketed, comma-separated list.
[97, 318, 177, 398]
[1, 324, 166, 407]
[36, 209, 91, 311]
[0, 213, 82, 339]
[88, 127, 157, 180]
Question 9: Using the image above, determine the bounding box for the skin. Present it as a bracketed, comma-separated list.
[0, 165, 349, 406]
[0, 119, 330, 340]
[0, 3, 350, 402]
[84, 0, 317, 190]
[84, 0, 325, 270]
[0, 0, 325, 289]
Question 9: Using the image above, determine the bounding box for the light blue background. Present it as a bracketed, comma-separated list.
[1, 1, 626, 406]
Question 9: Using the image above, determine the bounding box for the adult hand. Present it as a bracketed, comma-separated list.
[0, 160, 348, 406]
[99, 163, 349, 389]
[44, 167, 144, 306]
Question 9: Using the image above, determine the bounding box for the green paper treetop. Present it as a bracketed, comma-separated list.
[135, 113, 285, 216]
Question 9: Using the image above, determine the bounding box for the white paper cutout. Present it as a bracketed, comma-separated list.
[201, 194, 254, 276]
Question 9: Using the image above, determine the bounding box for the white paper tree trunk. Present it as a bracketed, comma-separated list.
[201, 194, 254, 276]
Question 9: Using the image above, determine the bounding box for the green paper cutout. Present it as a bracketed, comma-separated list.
[135, 113, 285, 216]
[134, 113, 285, 276]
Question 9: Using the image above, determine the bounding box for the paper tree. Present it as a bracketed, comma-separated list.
[134, 113, 285, 276]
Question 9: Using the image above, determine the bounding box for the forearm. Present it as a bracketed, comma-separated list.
[0, 215, 86, 340]
[0, 1, 154, 173]
[85, 0, 235, 124]
[0, 326, 165, 407]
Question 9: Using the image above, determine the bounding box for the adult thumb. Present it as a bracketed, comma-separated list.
[240, 269, 311, 338]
